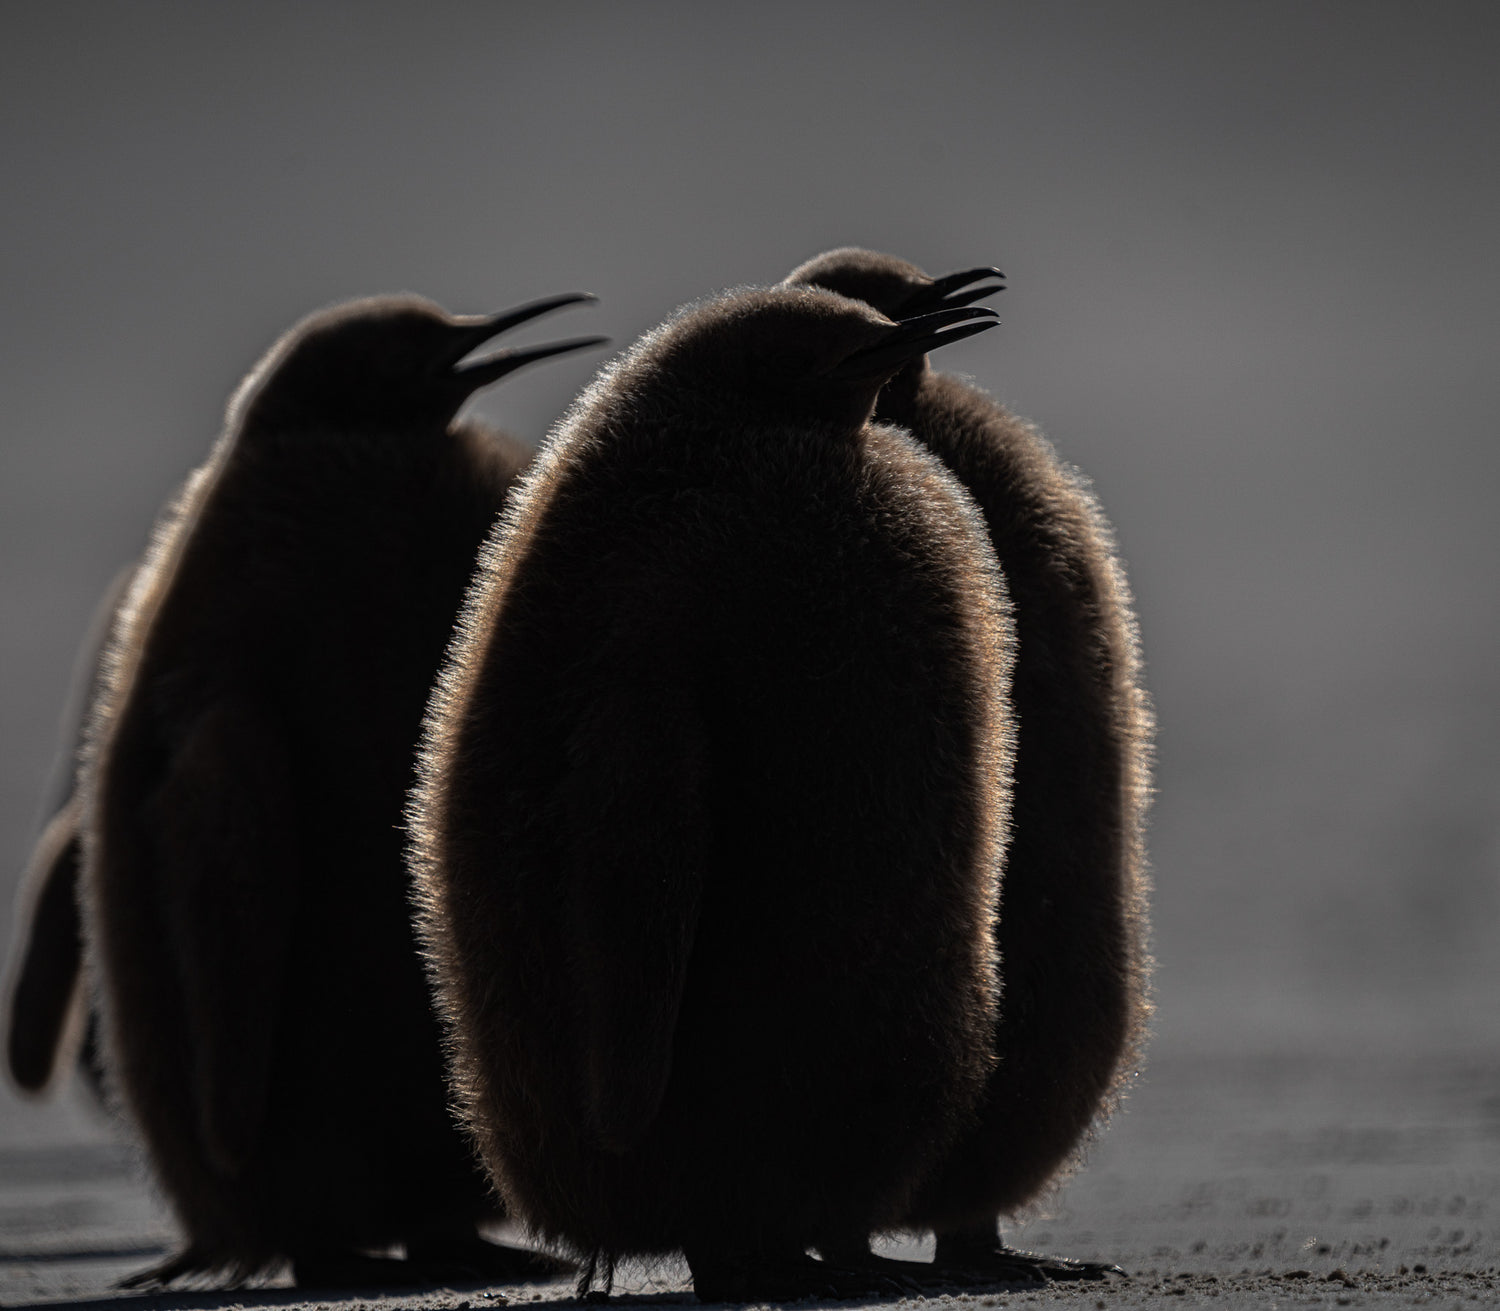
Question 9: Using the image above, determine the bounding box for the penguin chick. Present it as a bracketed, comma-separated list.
[411, 286, 1015, 1303]
[80, 293, 606, 1288]
[786, 248, 1153, 1286]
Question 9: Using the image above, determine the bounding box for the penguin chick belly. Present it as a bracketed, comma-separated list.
[427, 416, 1011, 1260]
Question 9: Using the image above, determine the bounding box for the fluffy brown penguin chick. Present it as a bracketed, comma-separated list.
[78, 292, 605, 1289]
[786, 248, 1154, 1287]
[410, 287, 1014, 1304]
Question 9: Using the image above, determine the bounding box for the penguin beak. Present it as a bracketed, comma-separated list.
[905, 266, 1006, 314]
[826, 306, 1000, 381]
[453, 334, 612, 389]
[443, 293, 609, 390]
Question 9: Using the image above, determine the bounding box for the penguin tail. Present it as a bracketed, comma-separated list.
[116, 1245, 252, 1290]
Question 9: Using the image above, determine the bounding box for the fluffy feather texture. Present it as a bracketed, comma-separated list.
[787, 249, 1155, 1237]
[78, 295, 573, 1283]
[5, 567, 132, 1098]
[5, 794, 89, 1095]
[411, 286, 1016, 1300]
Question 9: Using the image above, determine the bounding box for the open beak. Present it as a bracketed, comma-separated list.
[443, 293, 609, 389]
[905, 266, 1006, 314]
[826, 305, 1000, 382]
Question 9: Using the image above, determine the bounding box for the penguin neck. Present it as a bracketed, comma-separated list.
[237, 412, 448, 464]
[216, 417, 456, 522]
[872, 360, 929, 428]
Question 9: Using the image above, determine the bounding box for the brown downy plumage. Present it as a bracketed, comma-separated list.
[78, 293, 604, 1288]
[786, 248, 1154, 1286]
[4, 566, 130, 1100]
[5, 793, 94, 1096]
[411, 285, 1016, 1303]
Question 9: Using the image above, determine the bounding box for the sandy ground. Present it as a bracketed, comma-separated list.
[4, 1042, 1500, 1310]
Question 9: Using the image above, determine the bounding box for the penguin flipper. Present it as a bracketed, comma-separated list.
[8, 563, 138, 1094]
[145, 697, 297, 1177]
[562, 678, 708, 1154]
[5, 795, 87, 1093]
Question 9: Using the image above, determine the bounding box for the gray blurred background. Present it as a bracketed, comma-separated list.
[2, 0, 1497, 1152]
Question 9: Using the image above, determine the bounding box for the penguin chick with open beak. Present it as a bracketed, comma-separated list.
[78, 292, 605, 1288]
[411, 285, 1016, 1303]
[786, 247, 1153, 1288]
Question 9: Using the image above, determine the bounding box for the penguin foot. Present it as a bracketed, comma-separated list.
[291, 1250, 439, 1289]
[931, 1232, 1123, 1286]
[685, 1247, 909, 1303]
[1010, 1247, 1125, 1281]
[406, 1233, 575, 1284]
[813, 1246, 931, 1293]
[821, 1241, 1054, 1294]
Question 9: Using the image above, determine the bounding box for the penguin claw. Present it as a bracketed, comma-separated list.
[930, 1244, 1125, 1287]
[1019, 1250, 1128, 1281]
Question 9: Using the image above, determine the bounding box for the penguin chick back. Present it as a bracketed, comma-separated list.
[788, 248, 1154, 1228]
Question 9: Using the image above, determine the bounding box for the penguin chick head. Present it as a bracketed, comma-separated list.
[233, 292, 606, 435]
[629, 286, 997, 429]
[784, 247, 1005, 329]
